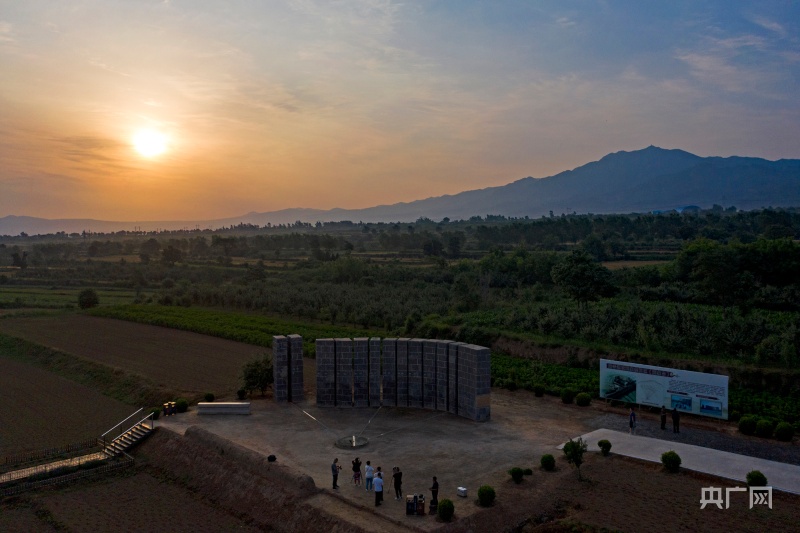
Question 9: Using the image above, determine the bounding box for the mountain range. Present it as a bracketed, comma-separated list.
[2, 146, 799, 235]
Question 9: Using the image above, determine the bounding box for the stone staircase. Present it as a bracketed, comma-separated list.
[103, 421, 154, 457]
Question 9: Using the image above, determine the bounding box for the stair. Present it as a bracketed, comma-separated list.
[103, 422, 154, 458]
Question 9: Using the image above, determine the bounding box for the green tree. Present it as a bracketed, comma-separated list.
[551, 250, 616, 304]
[241, 355, 274, 396]
[161, 245, 184, 266]
[562, 437, 588, 480]
[78, 289, 100, 309]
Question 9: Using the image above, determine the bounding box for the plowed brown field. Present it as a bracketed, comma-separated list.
[0, 357, 133, 456]
[0, 315, 265, 395]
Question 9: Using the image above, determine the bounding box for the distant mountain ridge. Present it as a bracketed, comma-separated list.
[2, 146, 799, 235]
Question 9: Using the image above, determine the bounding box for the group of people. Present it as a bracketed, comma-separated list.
[331, 457, 438, 508]
[628, 405, 681, 434]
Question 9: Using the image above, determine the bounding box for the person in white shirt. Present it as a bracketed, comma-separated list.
[373, 472, 384, 506]
[364, 461, 374, 491]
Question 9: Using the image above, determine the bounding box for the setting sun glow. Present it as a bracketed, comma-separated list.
[133, 130, 168, 158]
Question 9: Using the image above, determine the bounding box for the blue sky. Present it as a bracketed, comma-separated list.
[0, 1, 798, 220]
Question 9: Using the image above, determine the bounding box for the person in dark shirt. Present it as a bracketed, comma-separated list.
[331, 458, 341, 489]
[430, 476, 439, 502]
[629, 407, 636, 435]
[392, 466, 403, 500]
[672, 407, 681, 433]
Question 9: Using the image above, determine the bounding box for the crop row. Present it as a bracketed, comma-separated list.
[89, 305, 381, 356]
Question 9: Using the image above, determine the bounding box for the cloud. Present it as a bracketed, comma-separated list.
[53, 135, 134, 171]
[555, 16, 576, 28]
[88, 57, 131, 77]
[752, 16, 786, 38]
[0, 21, 14, 42]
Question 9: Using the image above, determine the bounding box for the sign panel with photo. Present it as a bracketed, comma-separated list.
[599, 359, 728, 419]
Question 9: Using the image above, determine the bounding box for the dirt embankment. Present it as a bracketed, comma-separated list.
[137, 427, 414, 533]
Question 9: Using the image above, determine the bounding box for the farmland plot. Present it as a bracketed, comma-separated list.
[0, 357, 133, 456]
[0, 315, 266, 396]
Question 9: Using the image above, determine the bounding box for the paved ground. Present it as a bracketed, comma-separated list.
[569, 428, 800, 495]
[156, 389, 601, 528]
[155, 389, 799, 528]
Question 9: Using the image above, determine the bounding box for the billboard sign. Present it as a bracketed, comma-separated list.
[599, 359, 728, 419]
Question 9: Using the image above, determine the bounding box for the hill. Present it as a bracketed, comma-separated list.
[2, 146, 799, 234]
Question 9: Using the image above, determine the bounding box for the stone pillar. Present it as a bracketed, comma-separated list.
[369, 337, 382, 406]
[382, 339, 397, 407]
[273, 335, 288, 402]
[336, 338, 354, 407]
[396, 338, 409, 407]
[474, 345, 491, 421]
[353, 338, 369, 407]
[316, 339, 336, 407]
[288, 334, 304, 402]
[448, 342, 465, 415]
[423, 340, 438, 410]
[458, 345, 478, 421]
[436, 340, 452, 412]
[407, 339, 423, 408]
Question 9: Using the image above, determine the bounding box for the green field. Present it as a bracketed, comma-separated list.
[0, 286, 144, 309]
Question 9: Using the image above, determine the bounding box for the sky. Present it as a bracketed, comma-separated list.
[1, 1, 799, 221]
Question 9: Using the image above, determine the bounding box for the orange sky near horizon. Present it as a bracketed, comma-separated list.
[1, 1, 799, 222]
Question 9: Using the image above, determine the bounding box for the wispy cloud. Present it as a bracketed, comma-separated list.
[0, 21, 14, 43]
[752, 16, 786, 38]
[556, 16, 576, 28]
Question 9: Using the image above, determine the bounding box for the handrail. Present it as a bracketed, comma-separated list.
[101, 408, 144, 440]
[116, 412, 156, 442]
[103, 411, 155, 455]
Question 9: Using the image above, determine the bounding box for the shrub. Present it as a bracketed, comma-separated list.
[575, 393, 591, 407]
[204, 392, 215, 402]
[236, 389, 247, 400]
[78, 289, 99, 309]
[504, 380, 518, 391]
[534, 384, 545, 397]
[755, 419, 775, 439]
[509, 467, 524, 484]
[661, 451, 681, 473]
[149, 407, 161, 420]
[540, 454, 555, 471]
[775, 422, 795, 442]
[730, 410, 741, 422]
[746, 470, 768, 487]
[523, 468, 533, 475]
[477, 485, 496, 507]
[561, 389, 576, 404]
[175, 398, 189, 413]
[597, 439, 612, 456]
[438, 498, 454, 522]
[738, 416, 757, 436]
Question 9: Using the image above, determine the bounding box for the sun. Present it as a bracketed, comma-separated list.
[132, 129, 168, 157]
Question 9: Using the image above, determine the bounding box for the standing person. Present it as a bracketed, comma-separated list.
[430, 476, 439, 503]
[629, 406, 636, 435]
[660, 406, 667, 430]
[364, 460, 374, 492]
[352, 457, 362, 486]
[373, 472, 384, 506]
[672, 407, 681, 433]
[392, 466, 403, 500]
[331, 458, 341, 490]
